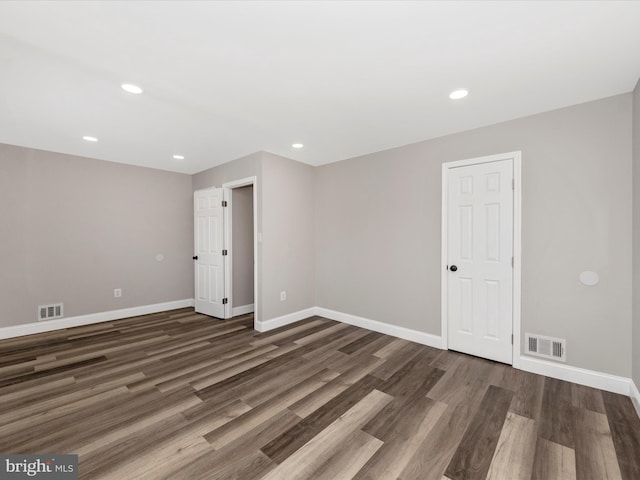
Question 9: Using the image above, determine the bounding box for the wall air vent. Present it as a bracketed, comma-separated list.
[525, 333, 566, 362]
[38, 303, 64, 321]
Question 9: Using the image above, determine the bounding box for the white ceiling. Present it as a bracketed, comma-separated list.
[1, 1, 639, 174]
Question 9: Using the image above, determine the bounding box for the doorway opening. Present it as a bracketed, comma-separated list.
[193, 176, 258, 324]
[226, 184, 255, 317]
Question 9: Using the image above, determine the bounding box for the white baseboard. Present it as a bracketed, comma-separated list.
[0, 299, 195, 340]
[316, 307, 444, 350]
[232, 304, 255, 317]
[519, 355, 631, 396]
[254, 307, 317, 333]
[631, 380, 640, 418]
[254, 306, 443, 350]
[254, 304, 640, 414]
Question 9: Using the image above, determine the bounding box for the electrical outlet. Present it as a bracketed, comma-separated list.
[114, 288, 122, 298]
[280, 291, 286, 301]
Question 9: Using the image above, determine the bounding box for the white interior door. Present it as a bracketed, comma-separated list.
[194, 188, 227, 318]
[446, 159, 514, 364]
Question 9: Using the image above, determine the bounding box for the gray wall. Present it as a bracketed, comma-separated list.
[315, 94, 633, 377]
[192, 152, 262, 192]
[2, 92, 636, 381]
[232, 185, 254, 308]
[261, 152, 315, 319]
[0, 143, 193, 328]
[633, 80, 640, 388]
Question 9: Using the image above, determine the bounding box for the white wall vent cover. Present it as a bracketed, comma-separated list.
[525, 332, 566, 362]
[38, 303, 64, 321]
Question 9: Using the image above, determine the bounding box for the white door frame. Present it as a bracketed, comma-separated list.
[222, 176, 258, 324]
[441, 151, 522, 368]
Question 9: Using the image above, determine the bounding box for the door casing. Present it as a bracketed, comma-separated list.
[222, 176, 258, 322]
[441, 151, 522, 368]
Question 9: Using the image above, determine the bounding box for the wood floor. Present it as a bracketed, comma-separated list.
[1, 308, 639, 480]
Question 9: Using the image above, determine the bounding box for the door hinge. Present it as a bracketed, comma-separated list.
[511, 334, 514, 345]
[511, 256, 514, 267]
[512, 179, 515, 190]
[222, 298, 228, 305]
[222, 249, 228, 256]
[222, 200, 228, 207]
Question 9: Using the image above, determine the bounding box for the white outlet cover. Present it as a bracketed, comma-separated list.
[579, 271, 599, 286]
[156, 253, 165, 261]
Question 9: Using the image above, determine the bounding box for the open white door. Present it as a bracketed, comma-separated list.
[194, 188, 228, 318]
[446, 158, 514, 364]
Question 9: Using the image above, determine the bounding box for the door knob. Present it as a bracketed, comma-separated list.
[449, 265, 457, 272]
[193, 256, 198, 260]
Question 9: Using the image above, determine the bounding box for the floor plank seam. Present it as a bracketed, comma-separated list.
[1, 309, 637, 480]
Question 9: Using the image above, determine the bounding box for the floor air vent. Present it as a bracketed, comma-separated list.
[525, 333, 566, 361]
[38, 303, 64, 321]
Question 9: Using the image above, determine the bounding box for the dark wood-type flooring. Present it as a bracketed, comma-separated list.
[1, 308, 639, 479]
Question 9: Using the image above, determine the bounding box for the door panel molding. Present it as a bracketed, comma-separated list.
[194, 187, 226, 318]
[441, 151, 522, 367]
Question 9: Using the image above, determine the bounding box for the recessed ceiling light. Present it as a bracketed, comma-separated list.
[449, 89, 469, 100]
[121, 83, 143, 94]
[173, 154, 185, 160]
[292, 143, 304, 148]
[82, 136, 98, 142]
